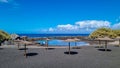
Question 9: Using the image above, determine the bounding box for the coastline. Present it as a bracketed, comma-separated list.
[3, 33, 116, 48]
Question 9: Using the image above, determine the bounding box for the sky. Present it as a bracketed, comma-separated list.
[0, 0, 120, 34]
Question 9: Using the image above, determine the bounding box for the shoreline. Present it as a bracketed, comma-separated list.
[0, 43, 105, 49]
[2, 35, 118, 48]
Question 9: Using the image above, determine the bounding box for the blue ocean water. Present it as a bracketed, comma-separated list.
[18, 34, 89, 38]
[38, 39, 89, 46]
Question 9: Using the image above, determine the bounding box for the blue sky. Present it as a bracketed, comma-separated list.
[0, 0, 120, 34]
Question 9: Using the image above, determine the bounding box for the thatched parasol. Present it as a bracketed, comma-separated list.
[64, 39, 77, 54]
[74, 38, 80, 46]
[21, 41, 33, 58]
[95, 38, 103, 48]
[45, 38, 51, 50]
[14, 40, 22, 49]
[21, 41, 33, 45]
[115, 37, 120, 47]
[95, 37, 114, 51]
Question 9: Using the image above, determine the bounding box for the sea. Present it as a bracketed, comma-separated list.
[18, 34, 89, 38]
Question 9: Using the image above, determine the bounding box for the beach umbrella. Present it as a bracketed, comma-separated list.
[64, 39, 76, 54]
[14, 40, 22, 49]
[95, 38, 102, 48]
[74, 38, 80, 46]
[21, 41, 33, 58]
[22, 41, 33, 58]
[21, 41, 33, 45]
[115, 37, 120, 47]
[96, 37, 114, 51]
[45, 38, 50, 50]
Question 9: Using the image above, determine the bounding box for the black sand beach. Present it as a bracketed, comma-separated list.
[0, 45, 120, 68]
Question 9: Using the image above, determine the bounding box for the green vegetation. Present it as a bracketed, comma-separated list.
[89, 28, 120, 39]
[0, 30, 11, 43]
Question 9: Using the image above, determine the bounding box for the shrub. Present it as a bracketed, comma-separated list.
[0, 30, 11, 42]
[89, 28, 119, 39]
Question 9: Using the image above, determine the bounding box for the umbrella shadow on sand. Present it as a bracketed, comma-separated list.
[98, 49, 112, 52]
[18, 48, 28, 50]
[95, 46, 104, 48]
[64, 51, 78, 55]
[47, 48, 55, 50]
[0, 48, 3, 50]
[26, 53, 38, 56]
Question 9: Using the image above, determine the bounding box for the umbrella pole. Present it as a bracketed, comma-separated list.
[47, 41, 48, 49]
[46, 40, 48, 50]
[45, 40, 47, 50]
[119, 39, 120, 46]
[69, 42, 70, 55]
[18, 43, 20, 50]
[99, 40, 101, 48]
[105, 41, 107, 51]
[24, 44, 27, 58]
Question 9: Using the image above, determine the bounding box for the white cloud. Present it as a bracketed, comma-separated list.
[57, 24, 78, 30]
[112, 22, 120, 29]
[57, 24, 73, 29]
[48, 28, 54, 32]
[0, 0, 19, 8]
[0, 0, 8, 3]
[75, 20, 111, 29]
[43, 20, 111, 33]
[0, 0, 15, 3]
